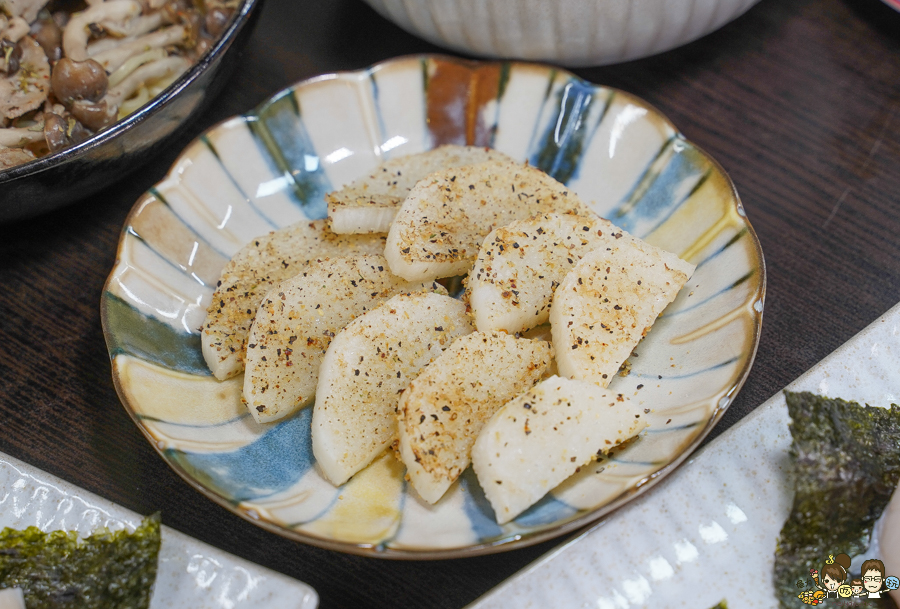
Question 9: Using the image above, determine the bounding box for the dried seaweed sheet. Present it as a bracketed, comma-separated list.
[773, 392, 900, 608]
[0, 512, 160, 608]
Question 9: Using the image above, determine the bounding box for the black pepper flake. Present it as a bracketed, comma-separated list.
[666, 418, 672, 424]
[442, 406, 451, 411]
[637, 384, 644, 390]
[468, 184, 475, 190]
[420, 415, 426, 423]
[354, 369, 360, 376]
[435, 326, 443, 331]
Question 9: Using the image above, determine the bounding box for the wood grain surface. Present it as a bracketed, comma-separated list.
[1, 0, 899, 607]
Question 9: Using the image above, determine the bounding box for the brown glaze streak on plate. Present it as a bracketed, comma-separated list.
[426, 58, 504, 147]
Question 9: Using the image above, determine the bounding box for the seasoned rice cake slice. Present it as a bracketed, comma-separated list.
[202, 220, 385, 380]
[326, 145, 513, 234]
[397, 331, 552, 504]
[466, 213, 633, 335]
[384, 160, 597, 282]
[242, 255, 443, 423]
[312, 292, 474, 486]
[550, 240, 695, 387]
[471, 376, 647, 524]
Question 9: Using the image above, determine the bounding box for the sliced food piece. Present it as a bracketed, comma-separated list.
[471, 376, 647, 524]
[385, 160, 597, 282]
[550, 239, 695, 387]
[466, 213, 633, 335]
[201, 220, 386, 381]
[312, 292, 474, 486]
[327, 145, 514, 234]
[243, 255, 444, 423]
[397, 331, 553, 504]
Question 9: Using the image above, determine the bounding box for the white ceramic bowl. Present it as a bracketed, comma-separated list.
[361, 0, 761, 66]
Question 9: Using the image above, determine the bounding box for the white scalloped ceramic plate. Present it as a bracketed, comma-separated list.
[468, 302, 900, 609]
[0, 451, 318, 607]
[101, 55, 765, 558]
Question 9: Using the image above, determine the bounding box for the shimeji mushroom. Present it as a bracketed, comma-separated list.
[83, 12, 166, 57]
[0, 126, 44, 148]
[62, 0, 142, 62]
[51, 57, 109, 104]
[97, 9, 164, 38]
[0, 17, 28, 75]
[0, 15, 30, 43]
[71, 55, 190, 129]
[1, 0, 49, 24]
[90, 25, 187, 73]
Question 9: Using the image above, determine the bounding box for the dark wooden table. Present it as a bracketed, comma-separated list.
[2, 0, 899, 607]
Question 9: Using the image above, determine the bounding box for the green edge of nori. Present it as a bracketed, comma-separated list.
[0, 512, 161, 608]
[773, 392, 900, 608]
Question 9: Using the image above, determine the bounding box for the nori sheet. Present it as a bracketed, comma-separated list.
[0, 512, 161, 608]
[773, 392, 900, 608]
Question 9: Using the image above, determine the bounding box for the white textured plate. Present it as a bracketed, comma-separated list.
[469, 302, 900, 608]
[0, 451, 318, 608]
[101, 55, 765, 557]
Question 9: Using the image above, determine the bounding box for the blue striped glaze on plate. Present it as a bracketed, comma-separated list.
[101, 55, 766, 558]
